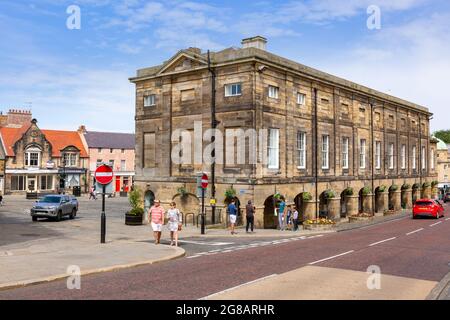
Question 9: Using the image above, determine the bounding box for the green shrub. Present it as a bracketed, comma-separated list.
[344, 187, 354, 196]
[128, 189, 143, 216]
[377, 185, 387, 193]
[401, 183, 411, 190]
[324, 189, 336, 199]
[412, 183, 420, 189]
[431, 180, 439, 187]
[302, 192, 312, 201]
[177, 186, 188, 197]
[362, 186, 372, 195]
[389, 185, 399, 192]
[225, 187, 236, 200]
[422, 182, 431, 188]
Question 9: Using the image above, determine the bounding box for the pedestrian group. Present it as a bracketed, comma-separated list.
[148, 200, 183, 246]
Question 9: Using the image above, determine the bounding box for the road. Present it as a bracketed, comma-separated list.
[1, 205, 449, 299]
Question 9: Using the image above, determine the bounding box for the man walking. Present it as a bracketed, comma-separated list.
[278, 198, 286, 231]
[228, 199, 238, 235]
[149, 199, 165, 244]
[246, 200, 256, 233]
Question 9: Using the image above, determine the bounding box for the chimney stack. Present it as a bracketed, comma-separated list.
[241, 36, 267, 51]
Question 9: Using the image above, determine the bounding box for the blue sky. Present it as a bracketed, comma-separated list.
[0, 0, 449, 133]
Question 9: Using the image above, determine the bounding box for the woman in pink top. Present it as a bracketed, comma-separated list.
[149, 199, 165, 244]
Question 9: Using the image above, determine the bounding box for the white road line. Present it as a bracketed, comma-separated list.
[430, 221, 442, 227]
[178, 240, 234, 246]
[445, 218, 450, 221]
[199, 274, 278, 300]
[406, 228, 424, 236]
[308, 250, 355, 265]
[186, 255, 201, 259]
[368, 237, 396, 247]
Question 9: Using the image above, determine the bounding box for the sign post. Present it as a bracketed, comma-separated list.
[94, 164, 114, 244]
[200, 173, 208, 235]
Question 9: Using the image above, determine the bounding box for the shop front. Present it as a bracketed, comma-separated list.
[5, 169, 58, 194]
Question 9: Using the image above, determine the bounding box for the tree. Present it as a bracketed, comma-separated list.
[433, 130, 450, 144]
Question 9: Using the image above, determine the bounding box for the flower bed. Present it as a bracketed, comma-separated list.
[303, 218, 336, 231]
[348, 213, 373, 223]
[384, 210, 396, 216]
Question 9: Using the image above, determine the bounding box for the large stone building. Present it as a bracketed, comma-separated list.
[130, 36, 437, 228]
[435, 136, 450, 192]
[78, 126, 135, 193]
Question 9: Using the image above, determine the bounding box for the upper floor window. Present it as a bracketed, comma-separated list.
[144, 94, 156, 107]
[342, 137, 349, 169]
[431, 148, 435, 170]
[110, 148, 113, 153]
[268, 128, 279, 169]
[297, 93, 306, 106]
[121, 160, 126, 171]
[359, 139, 366, 169]
[225, 83, 242, 97]
[268, 86, 279, 99]
[109, 160, 115, 168]
[297, 131, 306, 169]
[321, 135, 329, 169]
[412, 146, 417, 170]
[96, 159, 102, 167]
[375, 141, 381, 169]
[422, 146, 426, 170]
[401, 145, 406, 169]
[98, 148, 102, 153]
[25, 148, 40, 167]
[389, 143, 395, 169]
[63, 152, 78, 167]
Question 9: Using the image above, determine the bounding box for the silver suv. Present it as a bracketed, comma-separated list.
[31, 195, 78, 222]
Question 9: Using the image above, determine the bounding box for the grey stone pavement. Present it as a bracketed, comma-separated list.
[0, 194, 413, 291]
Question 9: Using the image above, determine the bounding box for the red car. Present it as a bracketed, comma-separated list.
[413, 199, 444, 219]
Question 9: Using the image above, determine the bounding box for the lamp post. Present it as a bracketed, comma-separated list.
[60, 158, 67, 193]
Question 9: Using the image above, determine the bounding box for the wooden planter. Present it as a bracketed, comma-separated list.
[125, 212, 143, 226]
[348, 216, 373, 223]
[303, 224, 335, 231]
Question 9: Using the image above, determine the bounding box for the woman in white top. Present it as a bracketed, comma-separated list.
[167, 202, 182, 246]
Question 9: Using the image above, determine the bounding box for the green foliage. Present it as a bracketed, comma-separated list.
[324, 189, 336, 199]
[431, 180, 439, 187]
[377, 185, 387, 193]
[389, 185, 399, 192]
[177, 186, 188, 197]
[422, 182, 431, 188]
[225, 187, 236, 199]
[344, 187, 354, 196]
[362, 186, 372, 195]
[412, 183, 420, 189]
[128, 189, 143, 216]
[302, 192, 312, 201]
[433, 130, 450, 144]
[401, 183, 411, 190]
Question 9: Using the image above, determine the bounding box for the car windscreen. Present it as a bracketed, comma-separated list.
[40, 196, 61, 203]
[415, 201, 433, 206]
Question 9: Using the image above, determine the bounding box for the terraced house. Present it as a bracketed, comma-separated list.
[130, 36, 437, 229]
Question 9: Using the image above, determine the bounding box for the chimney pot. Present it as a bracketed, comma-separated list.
[241, 36, 267, 50]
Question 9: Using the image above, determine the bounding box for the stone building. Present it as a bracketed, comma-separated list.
[78, 126, 135, 193]
[0, 116, 89, 194]
[434, 136, 450, 192]
[130, 36, 437, 228]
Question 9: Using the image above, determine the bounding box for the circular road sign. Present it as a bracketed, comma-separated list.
[95, 164, 114, 185]
[201, 173, 208, 189]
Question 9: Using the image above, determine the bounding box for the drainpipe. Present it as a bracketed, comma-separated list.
[419, 113, 422, 187]
[207, 50, 217, 224]
[314, 87, 318, 219]
[370, 102, 375, 215]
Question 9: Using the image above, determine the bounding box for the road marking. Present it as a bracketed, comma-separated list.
[406, 228, 424, 236]
[186, 255, 201, 259]
[178, 240, 234, 246]
[308, 250, 355, 265]
[199, 274, 278, 300]
[445, 218, 450, 221]
[368, 237, 396, 247]
[430, 221, 442, 227]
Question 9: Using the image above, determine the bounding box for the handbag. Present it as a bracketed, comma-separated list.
[274, 208, 278, 217]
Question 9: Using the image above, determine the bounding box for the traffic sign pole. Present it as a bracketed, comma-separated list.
[201, 187, 205, 235]
[101, 184, 106, 243]
[95, 164, 113, 244]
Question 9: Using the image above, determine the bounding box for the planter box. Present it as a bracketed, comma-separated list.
[125, 213, 143, 226]
[303, 224, 335, 231]
[348, 216, 373, 223]
[384, 210, 396, 216]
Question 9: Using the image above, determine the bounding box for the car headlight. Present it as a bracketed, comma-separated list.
[47, 206, 57, 210]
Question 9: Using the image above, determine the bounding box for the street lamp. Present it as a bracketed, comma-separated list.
[60, 157, 67, 193]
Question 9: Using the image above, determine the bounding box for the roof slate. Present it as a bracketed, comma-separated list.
[84, 131, 135, 149]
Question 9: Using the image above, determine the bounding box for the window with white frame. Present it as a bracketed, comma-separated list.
[322, 135, 329, 169]
[389, 143, 395, 169]
[297, 92, 306, 105]
[268, 129, 279, 169]
[297, 131, 306, 169]
[431, 148, 435, 170]
[144, 94, 156, 107]
[422, 146, 426, 169]
[268, 86, 279, 99]
[412, 146, 417, 169]
[342, 137, 349, 169]
[359, 139, 366, 169]
[225, 83, 242, 97]
[121, 160, 126, 171]
[11, 175, 26, 191]
[375, 141, 381, 169]
[63, 152, 78, 167]
[401, 145, 406, 169]
[25, 148, 40, 167]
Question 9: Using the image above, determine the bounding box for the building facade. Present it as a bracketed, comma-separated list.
[435, 136, 450, 192]
[130, 36, 437, 228]
[78, 127, 135, 193]
[0, 116, 89, 194]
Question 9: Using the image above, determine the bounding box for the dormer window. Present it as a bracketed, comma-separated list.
[25, 147, 40, 167]
[63, 152, 78, 167]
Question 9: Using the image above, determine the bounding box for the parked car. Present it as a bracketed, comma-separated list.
[31, 195, 78, 222]
[413, 199, 444, 219]
[443, 192, 450, 203]
[69, 195, 79, 211]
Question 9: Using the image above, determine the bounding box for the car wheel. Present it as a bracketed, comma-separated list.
[69, 209, 76, 220]
[32, 216, 38, 222]
[56, 211, 62, 222]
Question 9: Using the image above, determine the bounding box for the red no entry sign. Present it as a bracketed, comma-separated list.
[201, 173, 208, 189]
[95, 164, 114, 185]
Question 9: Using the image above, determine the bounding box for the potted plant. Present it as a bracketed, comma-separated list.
[377, 185, 387, 193]
[302, 192, 313, 201]
[344, 187, 354, 196]
[422, 182, 431, 188]
[324, 189, 336, 199]
[401, 183, 411, 190]
[412, 183, 420, 190]
[431, 180, 439, 188]
[177, 186, 189, 199]
[362, 186, 372, 195]
[389, 185, 399, 192]
[349, 212, 374, 222]
[125, 189, 144, 226]
[225, 187, 236, 202]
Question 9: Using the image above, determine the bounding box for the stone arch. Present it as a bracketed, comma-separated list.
[144, 190, 155, 214]
[340, 190, 347, 218]
[374, 186, 386, 214]
[319, 191, 329, 218]
[263, 195, 277, 229]
[358, 188, 364, 213]
[172, 193, 199, 217]
[225, 196, 242, 225]
[294, 193, 305, 222]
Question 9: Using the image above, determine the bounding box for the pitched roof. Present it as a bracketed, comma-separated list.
[0, 126, 88, 157]
[84, 131, 135, 149]
[0, 125, 31, 157]
[41, 130, 88, 157]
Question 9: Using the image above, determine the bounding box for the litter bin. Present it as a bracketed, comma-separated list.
[73, 186, 81, 197]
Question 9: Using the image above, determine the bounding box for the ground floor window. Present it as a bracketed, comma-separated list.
[40, 175, 53, 190]
[11, 175, 26, 191]
[66, 174, 80, 187]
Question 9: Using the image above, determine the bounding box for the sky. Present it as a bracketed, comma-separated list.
[0, 0, 449, 133]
